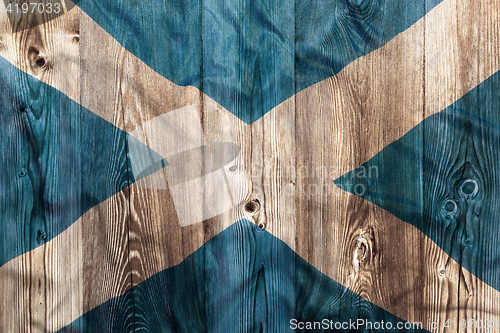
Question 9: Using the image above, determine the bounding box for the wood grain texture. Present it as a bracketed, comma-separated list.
[0, 0, 500, 331]
[0, 4, 82, 333]
[253, 0, 500, 331]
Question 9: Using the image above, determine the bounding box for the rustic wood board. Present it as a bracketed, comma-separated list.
[0, 0, 499, 331]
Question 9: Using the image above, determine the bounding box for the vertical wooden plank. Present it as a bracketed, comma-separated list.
[0, 3, 82, 332]
[423, 0, 461, 329]
[466, 0, 500, 331]
[423, 0, 500, 330]
[79, 15, 135, 331]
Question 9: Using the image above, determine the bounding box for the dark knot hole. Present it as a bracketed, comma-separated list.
[245, 199, 260, 214]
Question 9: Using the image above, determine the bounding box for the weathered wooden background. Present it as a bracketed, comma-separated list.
[0, 0, 499, 331]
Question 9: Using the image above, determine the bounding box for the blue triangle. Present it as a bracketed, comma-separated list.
[59, 220, 429, 332]
[335, 70, 500, 292]
[0, 56, 167, 267]
[76, 0, 444, 123]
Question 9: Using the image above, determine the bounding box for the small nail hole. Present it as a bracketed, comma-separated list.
[228, 165, 237, 172]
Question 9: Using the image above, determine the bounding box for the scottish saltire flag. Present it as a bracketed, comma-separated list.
[1, 0, 499, 332]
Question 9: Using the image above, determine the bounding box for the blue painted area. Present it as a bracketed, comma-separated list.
[0, 56, 167, 267]
[59, 220, 428, 332]
[335, 70, 500, 292]
[76, 0, 442, 123]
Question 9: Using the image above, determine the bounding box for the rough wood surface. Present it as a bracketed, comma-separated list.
[0, 0, 499, 331]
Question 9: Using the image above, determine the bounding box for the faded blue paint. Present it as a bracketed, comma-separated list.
[0, 56, 167, 267]
[59, 220, 429, 332]
[335, 70, 500, 292]
[76, 0, 443, 123]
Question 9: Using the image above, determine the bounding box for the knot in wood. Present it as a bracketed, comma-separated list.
[35, 57, 46, 68]
[352, 231, 374, 272]
[28, 46, 48, 70]
[36, 229, 47, 243]
[356, 237, 368, 262]
[458, 178, 479, 200]
[440, 198, 459, 220]
[245, 199, 260, 214]
[345, 0, 375, 17]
